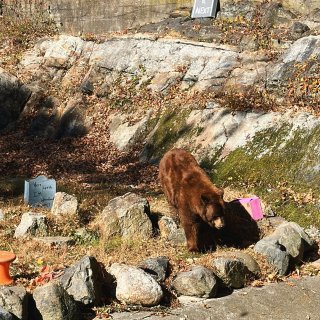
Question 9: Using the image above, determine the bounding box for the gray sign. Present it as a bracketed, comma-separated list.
[191, 0, 219, 19]
[24, 175, 56, 208]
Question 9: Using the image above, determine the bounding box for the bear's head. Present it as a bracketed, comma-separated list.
[201, 190, 225, 229]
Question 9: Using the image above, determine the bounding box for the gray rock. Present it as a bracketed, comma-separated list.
[309, 8, 320, 23]
[0, 68, 31, 130]
[0, 286, 28, 320]
[254, 238, 290, 275]
[54, 95, 88, 138]
[268, 36, 320, 89]
[100, 193, 153, 240]
[51, 192, 78, 216]
[43, 36, 84, 69]
[89, 37, 238, 93]
[158, 217, 187, 246]
[260, 2, 296, 28]
[213, 257, 250, 289]
[0, 209, 4, 221]
[80, 79, 94, 95]
[32, 282, 78, 320]
[168, 228, 187, 246]
[0, 306, 13, 320]
[109, 112, 151, 151]
[221, 252, 261, 276]
[289, 22, 310, 40]
[255, 221, 314, 274]
[60, 255, 103, 305]
[14, 212, 48, 238]
[109, 263, 163, 306]
[138, 256, 169, 282]
[34, 236, 75, 247]
[172, 266, 218, 298]
[158, 216, 178, 239]
[271, 222, 314, 259]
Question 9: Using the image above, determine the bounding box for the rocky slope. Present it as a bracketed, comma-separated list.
[0, 0, 320, 226]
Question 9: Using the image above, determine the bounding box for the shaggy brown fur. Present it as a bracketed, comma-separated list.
[159, 148, 225, 252]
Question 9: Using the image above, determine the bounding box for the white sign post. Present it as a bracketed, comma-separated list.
[191, 0, 220, 19]
[24, 175, 56, 208]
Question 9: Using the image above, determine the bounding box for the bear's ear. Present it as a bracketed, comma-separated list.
[217, 188, 224, 197]
[201, 193, 212, 205]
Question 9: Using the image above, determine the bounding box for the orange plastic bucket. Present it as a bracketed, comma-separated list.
[0, 251, 16, 285]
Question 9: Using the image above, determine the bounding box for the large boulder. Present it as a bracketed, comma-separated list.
[0, 286, 28, 320]
[60, 255, 104, 305]
[271, 222, 314, 259]
[99, 193, 153, 240]
[172, 266, 218, 298]
[0, 68, 31, 130]
[254, 239, 290, 275]
[32, 282, 78, 320]
[108, 263, 163, 306]
[254, 221, 314, 275]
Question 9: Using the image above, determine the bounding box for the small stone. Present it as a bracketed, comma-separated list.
[51, 192, 78, 216]
[213, 257, 250, 289]
[138, 256, 169, 282]
[274, 222, 314, 258]
[289, 22, 310, 40]
[0, 209, 4, 220]
[109, 263, 163, 306]
[158, 216, 178, 238]
[168, 228, 187, 246]
[222, 252, 261, 276]
[34, 236, 75, 247]
[172, 266, 218, 298]
[14, 212, 48, 238]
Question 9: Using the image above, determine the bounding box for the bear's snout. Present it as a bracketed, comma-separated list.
[213, 216, 225, 229]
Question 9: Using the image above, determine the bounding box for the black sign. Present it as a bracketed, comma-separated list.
[191, 0, 220, 19]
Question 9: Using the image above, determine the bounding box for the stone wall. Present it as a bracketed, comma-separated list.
[2, 0, 318, 34]
[2, 0, 193, 34]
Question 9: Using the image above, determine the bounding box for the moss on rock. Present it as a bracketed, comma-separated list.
[211, 124, 320, 228]
[142, 108, 191, 162]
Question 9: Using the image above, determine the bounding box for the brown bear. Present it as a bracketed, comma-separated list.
[159, 148, 225, 252]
